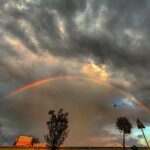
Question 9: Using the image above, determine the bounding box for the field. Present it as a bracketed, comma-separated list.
[0, 147, 148, 150]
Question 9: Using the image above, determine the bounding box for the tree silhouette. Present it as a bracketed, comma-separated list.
[116, 117, 132, 150]
[32, 137, 40, 145]
[44, 109, 69, 150]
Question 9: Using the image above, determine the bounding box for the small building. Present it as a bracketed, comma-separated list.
[13, 135, 47, 148]
[14, 136, 33, 147]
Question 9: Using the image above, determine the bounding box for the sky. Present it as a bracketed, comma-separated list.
[0, 0, 150, 147]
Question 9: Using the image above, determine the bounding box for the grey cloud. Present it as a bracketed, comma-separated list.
[5, 21, 38, 53]
[1, 0, 150, 72]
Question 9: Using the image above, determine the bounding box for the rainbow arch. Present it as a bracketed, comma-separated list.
[4, 75, 150, 114]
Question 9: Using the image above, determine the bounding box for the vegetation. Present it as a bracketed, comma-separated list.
[32, 137, 40, 145]
[45, 109, 69, 150]
[116, 117, 132, 150]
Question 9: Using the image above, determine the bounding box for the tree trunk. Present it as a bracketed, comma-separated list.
[123, 131, 125, 150]
[51, 146, 57, 150]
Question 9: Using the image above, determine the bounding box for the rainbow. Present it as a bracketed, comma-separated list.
[5, 75, 150, 114]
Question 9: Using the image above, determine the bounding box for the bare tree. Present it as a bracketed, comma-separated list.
[116, 117, 132, 150]
[44, 109, 69, 150]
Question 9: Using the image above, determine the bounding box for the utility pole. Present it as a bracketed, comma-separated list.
[123, 131, 125, 150]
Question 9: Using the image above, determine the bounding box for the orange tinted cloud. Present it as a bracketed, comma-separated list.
[81, 61, 108, 81]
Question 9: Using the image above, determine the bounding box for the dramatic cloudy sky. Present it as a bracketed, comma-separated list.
[0, 0, 150, 147]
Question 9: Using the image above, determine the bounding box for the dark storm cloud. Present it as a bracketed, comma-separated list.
[1, 0, 150, 79]
[2, 0, 149, 68]
[5, 21, 38, 53]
